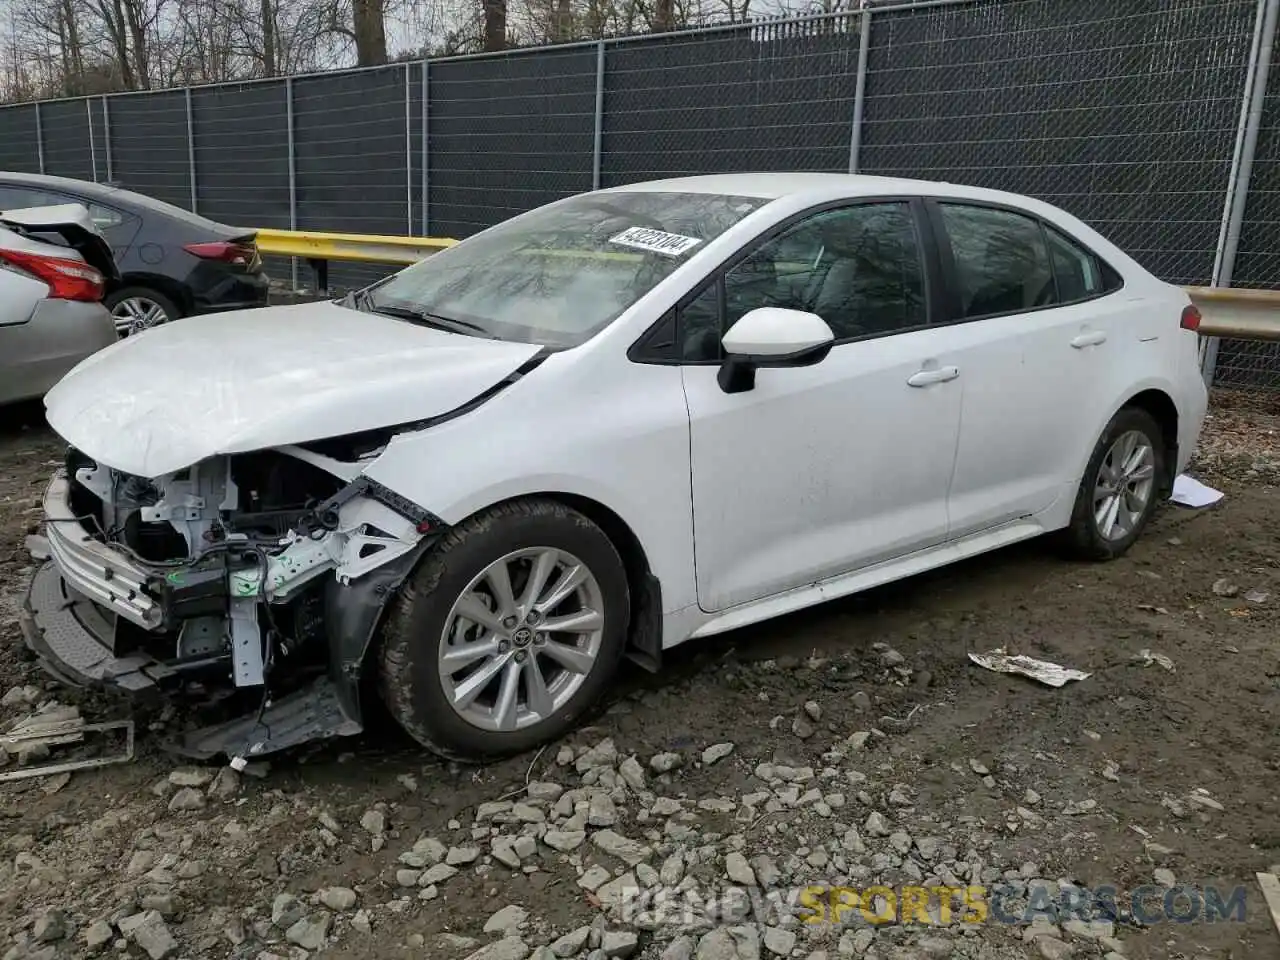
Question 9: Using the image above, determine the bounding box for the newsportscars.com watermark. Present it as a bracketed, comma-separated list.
[607, 882, 1249, 929]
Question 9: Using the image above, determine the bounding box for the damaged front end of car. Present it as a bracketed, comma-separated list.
[20, 441, 445, 762]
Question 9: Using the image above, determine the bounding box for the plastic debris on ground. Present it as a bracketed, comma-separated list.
[1133, 648, 1176, 672]
[1171, 474, 1224, 508]
[967, 648, 1091, 687]
[1255, 872, 1280, 938]
[0, 705, 135, 783]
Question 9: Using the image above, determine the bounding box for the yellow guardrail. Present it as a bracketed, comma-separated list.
[254, 228, 456, 264]
[253, 228, 1280, 344]
[253, 228, 458, 294]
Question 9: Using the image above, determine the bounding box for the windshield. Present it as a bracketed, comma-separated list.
[359, 190, 768, 348]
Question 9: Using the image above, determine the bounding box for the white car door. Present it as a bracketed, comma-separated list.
[679, 200, 962, 614]
[923, 200, 1133, 540]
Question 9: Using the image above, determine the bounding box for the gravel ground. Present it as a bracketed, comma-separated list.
[1, 391, 1279, 960]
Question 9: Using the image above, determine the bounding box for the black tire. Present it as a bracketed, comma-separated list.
[1060, 406, 1167, 561]
[378, 498, 630, 762]
[105, 286, 181, 336]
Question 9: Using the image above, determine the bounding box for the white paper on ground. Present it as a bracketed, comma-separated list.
[1134, 648, 1176, 672]
[1171, 474, 1224, 508]
[968, 649, 1092, 687]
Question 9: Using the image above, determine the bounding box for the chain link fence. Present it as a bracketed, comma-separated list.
[1214, 20, 1280, 390]
[0, 0, 1276, 386]
[600, 19, 860, 183]
[429, 47, 596, 240]
[861, 0, 1256, 287]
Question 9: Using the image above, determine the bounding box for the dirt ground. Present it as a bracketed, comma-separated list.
[1, 390, 1279, 960]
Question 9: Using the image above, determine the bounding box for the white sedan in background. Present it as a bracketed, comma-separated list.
[21, 173, 1207, 763]
[0, 203, 118, 405]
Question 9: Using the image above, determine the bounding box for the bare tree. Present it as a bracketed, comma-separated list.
[260, 0, 277, 72]
[650, 0, 671, 31]
[318, 0, 387, 65]
[74, 0, 172, 89]
[168, 0, 237, 82]
[0, 0, 808, 104]
[352, 0, 386, 62]
[480, 0, 504, 49]
[236, 0, 337, 77]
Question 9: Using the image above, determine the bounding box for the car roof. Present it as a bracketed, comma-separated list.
[0, 170, 246, 233]
[601, 172, 1048, 209]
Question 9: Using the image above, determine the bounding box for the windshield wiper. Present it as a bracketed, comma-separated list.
[371, 304, 495, 338]
[341, 288, 372, 310]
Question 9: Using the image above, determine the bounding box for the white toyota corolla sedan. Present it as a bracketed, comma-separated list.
[20, 173, 1208, 763]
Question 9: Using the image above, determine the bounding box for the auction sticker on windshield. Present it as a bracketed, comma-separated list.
[609, 226, 703, 257]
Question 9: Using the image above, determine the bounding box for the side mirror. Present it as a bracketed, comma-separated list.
[718, 307, 834, 394]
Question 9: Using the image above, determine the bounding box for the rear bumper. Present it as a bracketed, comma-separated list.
[1178, 363, 1210, 476]
[190, 267, 269, 315]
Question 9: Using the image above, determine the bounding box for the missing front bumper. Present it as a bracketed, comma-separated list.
[22, 560, 161, 691]
[41, 471, 161, 629]
[22, 463, 439, 760]
[20, 561, 364, 759]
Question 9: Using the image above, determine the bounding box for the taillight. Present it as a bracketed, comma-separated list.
[0, 248, 105, 302]
[1180, 304, 1202, 331]
[184, 240, 257, 266]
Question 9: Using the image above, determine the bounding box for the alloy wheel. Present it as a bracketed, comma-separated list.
[438, 547, 605, 732]
[1092, 429, 1156, 541]
[111, 296, 170, 335]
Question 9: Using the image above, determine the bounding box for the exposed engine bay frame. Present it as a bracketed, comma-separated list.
[21, 443, 447, 761]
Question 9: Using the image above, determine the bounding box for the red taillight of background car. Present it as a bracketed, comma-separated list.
[0, 248, 105, 302]
[1180, 304, 1202, 331]
[184, 240, 258, 267]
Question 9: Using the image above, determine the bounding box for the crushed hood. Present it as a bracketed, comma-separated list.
[44, 301, 543, 477]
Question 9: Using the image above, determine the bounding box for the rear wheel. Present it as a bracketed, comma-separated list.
[106, 286, 180, 336]
[378, 498, 630, 761]
[1061, 407, 1166, 560]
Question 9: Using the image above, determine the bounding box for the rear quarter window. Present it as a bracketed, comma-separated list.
[1044, 224, 1122, 301]
[87, 204, 126, 229]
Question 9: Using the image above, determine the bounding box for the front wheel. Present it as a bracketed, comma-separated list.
[1061, 407, 1167, 560]
[378, 498, 630, 761]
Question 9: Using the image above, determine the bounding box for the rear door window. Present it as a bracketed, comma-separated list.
[0, 185, 64, 211]
[937, 203, 1055, 318]
[0, 186, 130, 232]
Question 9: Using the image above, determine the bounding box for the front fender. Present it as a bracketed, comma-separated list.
[373, 467, 690, 615]
[360, 359, 696, 615]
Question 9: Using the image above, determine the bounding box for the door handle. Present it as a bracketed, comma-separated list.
[1070, 330, 1107, 348]
[907, 365, 959, 387]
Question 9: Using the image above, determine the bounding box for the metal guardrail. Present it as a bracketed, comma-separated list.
[1185, 285, 1280, 341]
[253, 230, 1280, 345]
[253, 228, 457, 294]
